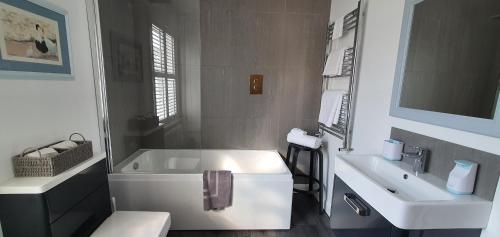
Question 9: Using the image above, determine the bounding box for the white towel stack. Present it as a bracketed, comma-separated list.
[318, 90, 346, 126]
[50, 141, 78, 150]
[289, 128, 307, 136]
[26, 148, 59, 158]
[286, 128, 322, 149]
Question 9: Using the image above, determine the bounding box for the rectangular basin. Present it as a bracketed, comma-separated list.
[334, 154, 492, 229]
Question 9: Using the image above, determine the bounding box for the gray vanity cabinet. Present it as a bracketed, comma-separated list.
[330, 175, 482, 237]
[0, 160, 111, 237]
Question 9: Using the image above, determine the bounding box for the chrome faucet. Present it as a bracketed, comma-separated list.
[402, 146, 428, 174]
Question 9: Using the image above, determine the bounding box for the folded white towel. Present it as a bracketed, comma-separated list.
[332, 17, 344, 40]
[50, 141, 78, 150]
[287, 132, 322, 149]
[290, 128, 307, 136]
[332, 93, 345, 125]
[26, 148, 58, 158]
[323, 47, 347, 76]
[318, 90, 346, 126]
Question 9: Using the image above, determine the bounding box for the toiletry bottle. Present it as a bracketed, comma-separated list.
[446, 160, 478, 195]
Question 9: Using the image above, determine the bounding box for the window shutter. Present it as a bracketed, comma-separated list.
[155, 77, 167, 120]
[152, 24, 165, 74]
[167, 78, 177, 116]
[152, 24, 177, 121]
[166, 33, 175, 75]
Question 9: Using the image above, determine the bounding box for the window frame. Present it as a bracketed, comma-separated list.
[151, 23, 179, 123]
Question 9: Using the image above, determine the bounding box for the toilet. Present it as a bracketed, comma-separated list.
[91, 211, 171, 237]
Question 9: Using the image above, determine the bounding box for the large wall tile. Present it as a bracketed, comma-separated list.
[201, 0, 331, 151]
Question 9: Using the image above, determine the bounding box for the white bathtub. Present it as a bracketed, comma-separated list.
[109, 149, 293, 230]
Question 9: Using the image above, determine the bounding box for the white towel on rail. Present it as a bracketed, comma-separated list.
[323, 47, 347, 77]
[318, 90, 346, 126]
[332, 17, 344, 40]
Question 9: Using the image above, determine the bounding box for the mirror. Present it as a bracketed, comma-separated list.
[391, 0, 500, 137]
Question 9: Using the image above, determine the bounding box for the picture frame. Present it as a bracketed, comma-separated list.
[0, 0, 73, 79]
[110, 31, 143, 82]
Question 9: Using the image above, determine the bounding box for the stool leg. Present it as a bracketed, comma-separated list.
[290, 148, 300, 177]
[317, 150, 324, 214]
[285, 144, 292, 167]
[308, 151, 315, 192]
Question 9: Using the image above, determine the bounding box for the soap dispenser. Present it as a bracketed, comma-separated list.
[446, 160, 478, 195]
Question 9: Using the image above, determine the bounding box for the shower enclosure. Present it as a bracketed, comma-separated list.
[95, 0, 203, 168]
[85, 0, 330, 230]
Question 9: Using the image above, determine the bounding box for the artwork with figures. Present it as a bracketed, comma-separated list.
[0, 1, 62, 65]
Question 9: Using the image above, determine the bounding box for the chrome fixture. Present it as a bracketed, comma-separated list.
[320, 0, 366, 152]
[402, 146, 428, 175]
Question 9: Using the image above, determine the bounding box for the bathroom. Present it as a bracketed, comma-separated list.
[0, 0, 499, 236]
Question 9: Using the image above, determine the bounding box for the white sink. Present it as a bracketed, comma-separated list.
[334, 154, 492, 230]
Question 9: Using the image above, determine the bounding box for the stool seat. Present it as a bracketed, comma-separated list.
[91, 211, 171, 237]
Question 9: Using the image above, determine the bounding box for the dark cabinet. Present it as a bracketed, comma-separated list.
[330, 176, 390, 230]
[330, 175, 482, 237]
[0, 160, 111, 237]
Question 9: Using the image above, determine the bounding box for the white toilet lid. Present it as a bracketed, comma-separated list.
[91, 211, 171, 237]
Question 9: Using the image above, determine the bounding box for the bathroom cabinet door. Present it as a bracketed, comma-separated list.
[330, 175, 391, 230]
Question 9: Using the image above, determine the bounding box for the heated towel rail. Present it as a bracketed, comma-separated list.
[320, 1, 365, 152]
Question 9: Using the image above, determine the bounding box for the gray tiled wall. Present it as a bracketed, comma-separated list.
[200, 0, 331, 153]
[391, 127, 500, 201]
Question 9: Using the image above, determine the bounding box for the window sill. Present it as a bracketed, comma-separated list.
[141, 117, 181, 137]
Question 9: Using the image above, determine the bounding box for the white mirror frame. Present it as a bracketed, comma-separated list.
[390, 0, 500, 138]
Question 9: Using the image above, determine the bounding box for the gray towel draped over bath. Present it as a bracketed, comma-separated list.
[203, 170, 233, 211]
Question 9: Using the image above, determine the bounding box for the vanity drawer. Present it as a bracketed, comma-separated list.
[50, 184, 111, 237]
[330, 175, 391, 230]
[46, 160, 108, 223]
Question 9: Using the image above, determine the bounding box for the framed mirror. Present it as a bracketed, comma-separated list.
[391, 0, 500, 137]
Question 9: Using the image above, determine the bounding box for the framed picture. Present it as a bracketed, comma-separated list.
[110, 31, 143, 82]
[0, 0, 72, 79]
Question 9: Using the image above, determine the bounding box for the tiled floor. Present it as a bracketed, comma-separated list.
[168, 193, 335, 237]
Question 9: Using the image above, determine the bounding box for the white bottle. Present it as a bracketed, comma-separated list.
[446, 160, 478, 195]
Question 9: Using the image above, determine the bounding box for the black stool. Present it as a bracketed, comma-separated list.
[285, 143, 324, 214]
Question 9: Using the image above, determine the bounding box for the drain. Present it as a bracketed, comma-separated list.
[386, 188, 397, 194]
[133, 162, 139, 170]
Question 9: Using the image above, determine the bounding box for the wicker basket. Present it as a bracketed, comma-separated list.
[13, 133, 93, 177]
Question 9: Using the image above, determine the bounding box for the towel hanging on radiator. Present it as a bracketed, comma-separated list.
[318, 90, 346, 126]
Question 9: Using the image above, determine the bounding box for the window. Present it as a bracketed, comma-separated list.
[152, 24, 177, 121]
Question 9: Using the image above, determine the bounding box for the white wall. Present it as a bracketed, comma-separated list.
[327, 0, 500, 235]
[0, 0, 102, 235]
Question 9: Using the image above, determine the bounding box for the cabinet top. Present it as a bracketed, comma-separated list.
[0, 153, 107, 195]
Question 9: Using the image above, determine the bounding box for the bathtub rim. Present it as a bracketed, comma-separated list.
[112, 148, 292, 176]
